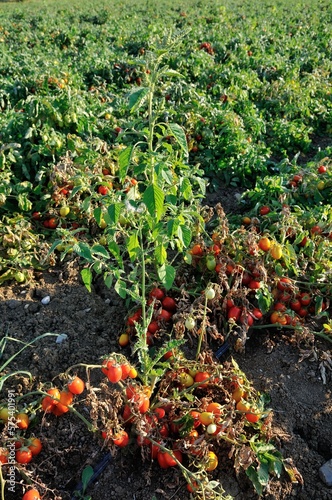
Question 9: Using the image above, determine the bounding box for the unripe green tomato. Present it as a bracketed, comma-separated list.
[207, 423, 217, 434]
[206, 256, 216, 271]
[205, 288, 216, 300]
[185, 316, 196, 331]
[14, 271, 25, 283]
[179, 372, 194, 387]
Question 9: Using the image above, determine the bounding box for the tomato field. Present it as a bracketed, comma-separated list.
[0, 0, 331, 499]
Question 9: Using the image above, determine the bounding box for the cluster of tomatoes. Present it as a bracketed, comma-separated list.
[99, 352, 266, 495]
[119, 287, 177, 347]
[101, 356, 138, 383]
[269, 277, 327, 326]
[0, 409, 42, 466]
[41, 375, 85, 417]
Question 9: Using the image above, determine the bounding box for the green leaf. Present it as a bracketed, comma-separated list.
[246, 466, 263, 496]
[119, 145, 133, 181]
[179, 224, 192, 247]
[157, 264, 175, 290]
[128, 87, 149, 113]
[161, 69, 183, 79]
[180, 177, 193, 201]
[155, 243, 167, 265]
[91, 244, 110, 259]
[115, 279, 127, 298]
[108, 203, 122, 224]
[108, 241, 122, 264]
[74, 242, 93, 261]
[256, 288, 273, 313]
[167, 123, 188, 155]
[81, 268, 92, 292]
[127, 232, 140, 261]
[167, 219, 180, 238]
[81, 465, 94, 491]
[143, 183, 164, 222]
[93, 206, 103, 226]
[17, 193, 32, 211]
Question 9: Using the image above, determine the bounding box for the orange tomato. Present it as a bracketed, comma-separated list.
[258, 236, 271, 251]
[68, 376, 85, 395]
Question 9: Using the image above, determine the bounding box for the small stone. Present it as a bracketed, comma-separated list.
[319, 459, 332, 487]
[41, 295, 51, 305]
[7, 299, 22, 309]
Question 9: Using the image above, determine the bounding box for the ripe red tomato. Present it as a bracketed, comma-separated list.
[162, 296, 177, 312]
[299, 236, 308, 247]
[194, 371, 210, 387]
[189, 410, 201, 428]
[251, 308, 263, 320]
[278, 291, 292, 303]
[259, 205, 271, 216]
[241, 271, 252, 286]
[148, 321, 159, 334]
[0, 449, 8, 464]
[290, 299, 301, 312]
[68, 376, 85, 395]
[191, 244, 204, 256]
[293, 174, 302, 183]
[48, 217, 58, 229]
[300, 293, 311, 306]
[248, 279, 261, 290]
[120, 363, 131, 380]
[318, 165, 327, 174]
[16, 448, 33, 464]
[126, 308, 142, 326]
[22, 489, 41, 500]
[227, 306, 242, 322]
[245, 410, 261, 423]
[149, 287, 165, 301]
[273, 302, 287, 312]
[157, 309, 172, 322]
[157, 450, 169, 468]
[164, 449, 182, 467]
[32, 211, 41, 221]
[311, 225, 322, 236]
[298, 307, 308, 318]
[112, 430, 129, 447]
[41, 388, 61, 412]
[154, 408, 165, 420]
[97, 185, 109, 195]
[277, 277, 293, 291]
[107, 365, 122, 383]
[240, 312, 254, 327]
[28, 437, 42, 456]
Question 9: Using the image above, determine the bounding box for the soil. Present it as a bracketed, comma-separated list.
[1, 188, 331, 500]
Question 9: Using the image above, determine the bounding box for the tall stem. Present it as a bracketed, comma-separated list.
[196, 293, 208, 360]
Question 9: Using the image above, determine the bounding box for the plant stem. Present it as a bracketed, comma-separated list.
[196, 293, 209, 360]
